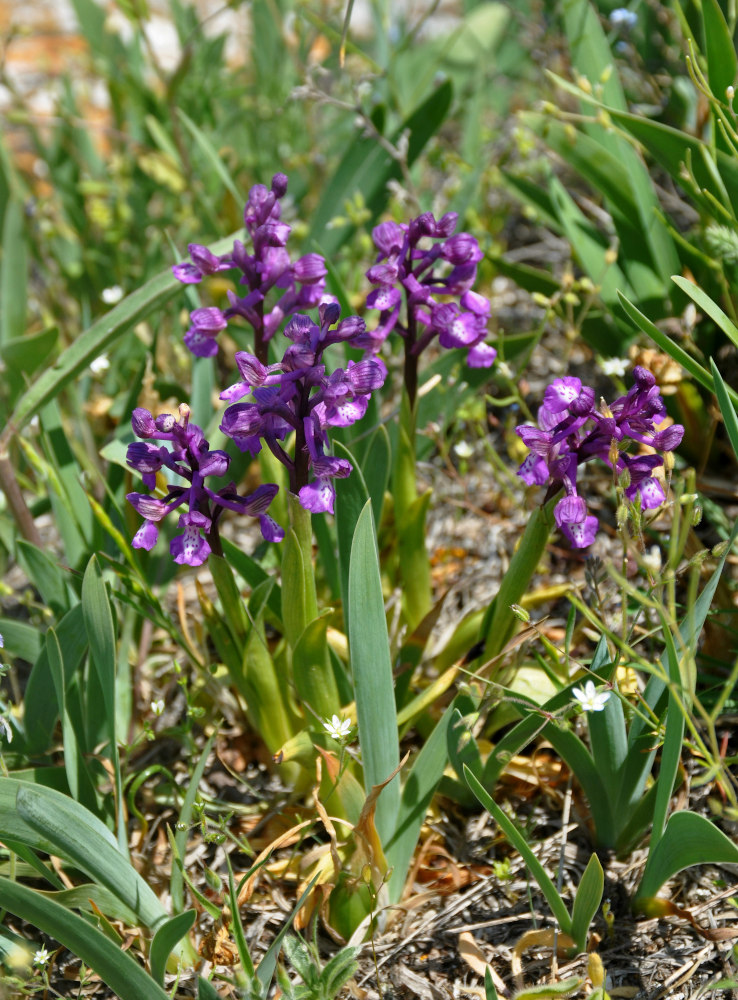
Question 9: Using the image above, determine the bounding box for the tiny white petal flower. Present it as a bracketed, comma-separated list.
[323, 714, 352, 740]
[453, 441, 474, 459]
[572, 680, 611, 713]
[89, 354, 110, 375]
[599, 357, 629, 377]
[150, 699, 165, 717]
[33, 945, 51, 966]
[101, 285, 124, 305]
[496, 361, 514, 380]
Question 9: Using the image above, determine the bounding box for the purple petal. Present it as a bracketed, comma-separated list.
[555, 494, 587, 527]
[467, 342, 497, 368]
[184, 329, 220, 357]
[259, 513, 285, 542]
[562, 515, 598, 548]
[518, 453, 549, 486]
[298, 479, 336, 514]
[544, 376, 583, 413]
[131, 408, 156, 438]
[132, 519, 160, 551]
[635, 477, 665, 509]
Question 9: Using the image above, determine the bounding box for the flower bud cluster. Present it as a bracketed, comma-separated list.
[126, 404, 283, 566]
[173, 173, 327, 357]
[516, 367, 684, 547]
[363, 212, 496, 368]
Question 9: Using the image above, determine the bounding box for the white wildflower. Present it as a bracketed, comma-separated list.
[323, 714, 352, 741]
[453, 441, 474, 459]
[33, 945, 51, 967]
[572, 680, 611, 713]
[599, 357, 629, 377]
[150, 699, 165, 717]
[89, 354, 110, 375]
[101, 285, 124, 305]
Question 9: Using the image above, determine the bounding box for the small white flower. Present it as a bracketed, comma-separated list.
[572, 680, 611, 713]
[89, 354, 110, 375]
[101, 285, 124, 305]
[599, 357, 629, 377]
[453, 441, 474, 459]
[150, 699, 165, 717]
[33, 945, 51, 966]
[323, 714, 352, 740]
[496, 360, 514, 380]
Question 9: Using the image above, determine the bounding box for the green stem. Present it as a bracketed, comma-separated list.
[392, 389, 432, 631]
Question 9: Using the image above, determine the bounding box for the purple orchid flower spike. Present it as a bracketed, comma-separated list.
[219, 305, 386, 515]
[514, 368, 684, 548]
[173, 174, 327, 363]
[364, 210, 495, 406]
[126, 404, 284, 566]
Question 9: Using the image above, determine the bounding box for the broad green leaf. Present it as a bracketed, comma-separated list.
[0, 618, 41, 663]
[0, 878, 169, 1000]
[82, 556, 126, 852]
[23, 604, 87, 755]
[348, 501, 400, 845]
[16, 541, 70, 617]
[37, 884, 139, 926]
[12, 783, 167, 930]
[281, 495, 319, 650]
[292, 616, 340, 723]
[465, 767, 572, 935]
[649, 621, 687, 852]
[671, 275, 738, 351]
[636, 811, 738, 904]
[361, 424, 391, 530]
[198, 977, 223, 1000]
[1, 198, 27, 346]
[334, 441, 370, 634]
[587, 637, 628, 812]
[385, 695, 466, 902]
[150, 909, 197, 986]
[0, 231, 238, 451]
[570, 854, 603, 952]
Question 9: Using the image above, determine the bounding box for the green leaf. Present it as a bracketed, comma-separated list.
[177, 109, 244, 205]
[385, 695, 466, 903]
[1, 199, 27, 346]
[636, 811, 738, 905]
[281, 495, 319, 650]
[710, 359, 738, 461]
[334, 441, 370, 635]
[361, 424, 391, 530]
[0, 618, 41, 663]
[701, 0, 737, 101]
[16, 540, 71, 617]
[569, 853, 603, 952]
[348, 501, 400, 846]
[10, 782, 167, 930]
[0, 231, 238, 451]
[198, 977, 223, 1000]
[464, 767, 572, 935]
[150, 909, 197, 986]
[485, 966, 500, 1000]
[671, 275, 738, 351]
[0, 877, 169, 1000]
[292, 616, 340, 723]
[617, 292, 738, 408]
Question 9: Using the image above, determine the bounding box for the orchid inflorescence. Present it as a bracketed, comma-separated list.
[515, 367, 684, 547]
[126, 174, 497, 563]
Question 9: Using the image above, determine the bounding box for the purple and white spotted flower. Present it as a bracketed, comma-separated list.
[515, 367, 684, 548]
[126, 404, 284, 566]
